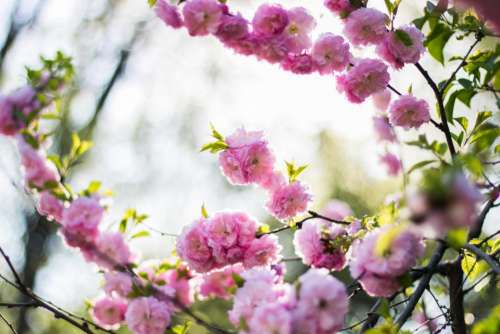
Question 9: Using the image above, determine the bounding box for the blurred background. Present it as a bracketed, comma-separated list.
[0, 0, 498, 333]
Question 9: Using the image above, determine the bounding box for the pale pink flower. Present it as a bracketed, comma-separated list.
[84, 232, 133, 270]
[266, 181, 312, 220]
[455, 0, 500, 33]
[0, 95, 18, 136]
[372, 89, 392, 111]
[182, 0, 223, 36]
[248, 303, 292, 334]
[258, 171, 286, 192]
[321, 199, 353, 221]
[155, 0, 183, 29]
[377, 25, 425, 69]
[61, 197, 103, 249]
[243, 235, 281, 268]
[373, 115, 397, 142]
[215, 14, 249, 44]
[255, 35, 291, 63]
[37, 191, 64, 222]
[125, 297, 172, 334]
[281, 53, 316, 75]
[349, 225, 424, 296]
[104, 271, 133, 297]
[199, 264, 243, 299]
[219, 128, 275, 185]
[157, 266, 193, 306]
[176, 219, 214, 273]
[343, 8, 388, 46]
[336, 59, 390, 103]
[91, 297, 127, 329]
[311, 33, 351, 75]
[283, 7, 316, 53]
[294, 269, 348, 333]
[380, 152, 402, 176]
[206, 211, 241, 248]
[0, 86, 38, 135]
[252, 4, 289, 37]
[324, 0, 356, 17]
[293, 221, 348, 271]
[18, 140, 59, 188]
[389, 94, 430, 129]
[229, 268, 288, 326]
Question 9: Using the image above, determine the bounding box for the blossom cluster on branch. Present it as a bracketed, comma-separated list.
[0, 0, 499, 334]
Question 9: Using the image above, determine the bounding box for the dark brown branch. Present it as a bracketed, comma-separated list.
[441, 37, 483, 94]
[0, 312, 17, 334]
[259, 210, 350, 236]
[469, 196, 497, 240]
[395, 241, 447, 329]
[446, 260, 466, 334]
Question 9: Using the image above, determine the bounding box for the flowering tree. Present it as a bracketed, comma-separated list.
[0, 0, 499, 334]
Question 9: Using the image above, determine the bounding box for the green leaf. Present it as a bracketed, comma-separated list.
[201, 204, 209, 218]
[200, 141, 228, 153]
[472, 111, 493, 132]
[425, 23, 453, 64]
[407, 160, 437, 175]
[169, 321, 192, 334]
[131, 230, 150, 239]
[395, 29, 413, 47]
[285, 161, 308, 182]
[147, 0, 157, 7]
[471, 305, 500, 334]
[232, 272, 245, 288]
[87, 181, 101, 194]
[454, 117, 469, 132]
[459, 154, 483, 177]
[456, 88, 476, 107]
[446, 228, 468, 249]
[384, 0, 394, 15]
[119, 219, 128, 233]
[209, 123, 225, 141]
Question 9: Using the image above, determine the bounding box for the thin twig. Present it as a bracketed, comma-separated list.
[0, 312, 17, 334]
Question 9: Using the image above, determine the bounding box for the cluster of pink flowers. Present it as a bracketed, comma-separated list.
[176, 211, 281, 273]
[18, 139, 60, 188]
[293, 200, 354, 270]
[217, 128, 312, 220]
[229, 268, 348, 334]
[198, 264, 243, 300]
[350, 224, 425, 297]
[408, 171, 482, 235]
[155, 0, 352, 76]
[376, 26, 425, 69]
[0, 86, 37, 136]
[389, 94, 430, 130]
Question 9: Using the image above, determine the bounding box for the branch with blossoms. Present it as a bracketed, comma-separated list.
[0, 0, 499, 334]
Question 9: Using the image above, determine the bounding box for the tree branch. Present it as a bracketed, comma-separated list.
[0, 312, 17, 334]
[463, 244, 500, 274]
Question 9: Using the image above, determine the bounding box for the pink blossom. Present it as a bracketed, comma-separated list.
[350, 225, 424, 297]
[389, 94, 430, 129]
[281, 53, 315, 75]
[321, 199, 353, 221]
[243, 235, 281, 268]
[18, 140, 59, 188]
[206, 211, 241, 248]
[0, 86, 38, 135]
[283, 7, 316, 53]
[377, 25, 425, 69]
[157, 266, 193, 306]
[125, 297, 172, 334]
[343, 8, 388, 46]
[311, 33, 351, 75]
[373, 115, 397, 142]
[372, 89, 392, 111]
[182, 0, 223, 36]
[84, 232, 133, 270]
[252, 4, 289, 37]
[455, 0, 500, 33]
[255, 35, 291, 64]
[380, 152, 402, 176]
[258, 171, 286, 192]
[219, 128, 275, 185]
[91, 297, 127, 329]
[226, 33, 261, 56]
[266, 181, 312, 220]
[336, 59, 390, 103]
[293, 221, 347, 271]
[324, 0, 356, 17]
[61, 197, 103, 249]
[155, 0, 183, 29]
[199, 264, 242, 299]
[293, 269, 348, 333]
[176, 219, 214, 272]
[104, 271, 133, 297]
[215, 14, 249, 44]
[229, 268, 288, 326]
[248, 303, 292, 334]
[37, 191, 64, 222]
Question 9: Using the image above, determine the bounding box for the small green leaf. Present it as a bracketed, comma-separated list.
[446, 228, 468, 249]
[384, 0, 394, 15]
[131, 230, 150, 239]
[395, 29, 413, 47]
[232, 272, 245, 288]
[407, 160, 437, 175]
[201, 204, 209, 218]
[119, 219, 128, 233]
[147, 0, 157, 7]
[454, 117, 469, 132]
[425, 23, 453, 64]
